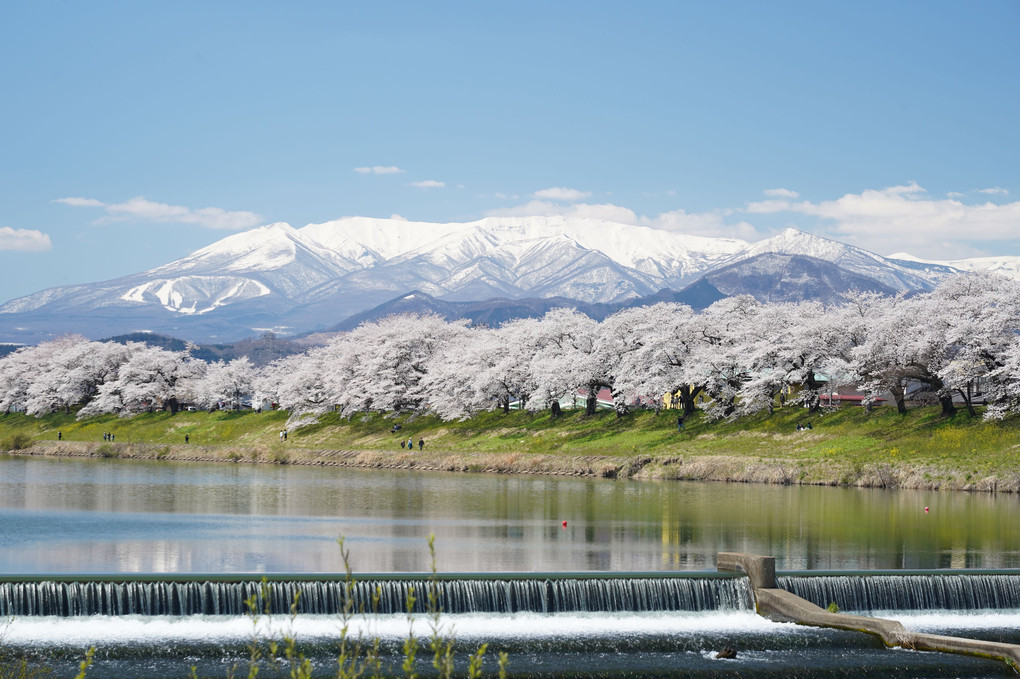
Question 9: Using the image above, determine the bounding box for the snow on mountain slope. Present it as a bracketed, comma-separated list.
[146, 222, 359, 298]
[888, 252, 1020, 281]
[121, 277, 272, 314]
[300, 215, 747, 281]
[0, 221, 351, 317]
[0, 215, 982, 344]
[724, 228, 953, 291]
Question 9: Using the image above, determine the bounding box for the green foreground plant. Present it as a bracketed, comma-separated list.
[232, 535, 507, 679]
[1, 538, 506, 679]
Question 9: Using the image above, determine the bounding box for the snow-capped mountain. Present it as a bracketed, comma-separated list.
[721, 228, 959, 291]
[0, 217, 990, 344]
[887, 252, 1020, 281]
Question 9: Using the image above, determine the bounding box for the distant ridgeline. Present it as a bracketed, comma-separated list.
[3, 216, 1001, 345]
[99, 332, 306, 366]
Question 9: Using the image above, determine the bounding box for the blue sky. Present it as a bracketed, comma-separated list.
[1, 1, 1018, 302]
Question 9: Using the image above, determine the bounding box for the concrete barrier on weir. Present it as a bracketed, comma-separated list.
[717, 552, 1020, 674]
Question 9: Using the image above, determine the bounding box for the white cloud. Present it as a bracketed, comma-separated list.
[645, 209, 762, 240]
[409, 180, 445, 189]
[484, 200, 638, 224]
[745, 199, 798, 214]
[74, 196, 264, 230]
[947, 191, 966, 199]
[54, 197, 106, 207]
[763, 188, 799, 199]
[977, 186, 1009, 195]
[533, 187, 591, 201]
[0, 227, 52, 252]
[484, 198, 761, 238]
[567, 203, 640, 223]
[354, 166, 405, 175]
[741, 182, 1020, 257]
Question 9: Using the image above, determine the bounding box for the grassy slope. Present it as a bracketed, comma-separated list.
[1, 406, 1018, 490]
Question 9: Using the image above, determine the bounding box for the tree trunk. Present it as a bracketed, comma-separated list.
[501, 396, 510, 414]
[939, 394, 957, 417]
[677, 385, 701, 416]
[585, 384, 599, 415]
[890, 385, 907, 414]
[804, 371, 823, 413]
[956, 388, 977, 417]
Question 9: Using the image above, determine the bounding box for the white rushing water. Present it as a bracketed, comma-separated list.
[2, 610, 780, 647]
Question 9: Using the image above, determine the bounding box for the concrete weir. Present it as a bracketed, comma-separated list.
[717, 552, 1020, 674]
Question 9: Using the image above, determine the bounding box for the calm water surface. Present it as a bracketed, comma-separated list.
[2, 455, 1017, 574]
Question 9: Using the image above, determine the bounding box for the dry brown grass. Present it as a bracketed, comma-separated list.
[9, 440, 1019, 493]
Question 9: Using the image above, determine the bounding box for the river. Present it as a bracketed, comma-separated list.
[1, 455, 1018, 573]
[1, 455, 1018, 677]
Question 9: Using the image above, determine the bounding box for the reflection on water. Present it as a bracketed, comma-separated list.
[0, 455, 1018, 573]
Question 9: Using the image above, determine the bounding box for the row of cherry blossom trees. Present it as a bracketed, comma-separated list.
[2, 275, 1019, 422]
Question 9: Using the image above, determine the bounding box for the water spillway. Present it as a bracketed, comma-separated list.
[0, 573, 754, 617]
[719, 555, 1020, 675]
[778, 572, 1020, 612]
[5, 571, 1020, 618]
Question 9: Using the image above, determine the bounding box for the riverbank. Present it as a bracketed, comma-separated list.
[3, 406, 1018, 492]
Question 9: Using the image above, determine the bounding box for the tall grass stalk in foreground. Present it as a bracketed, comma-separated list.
[1, 538, 504, 679]
[424, 535, 506, 679]
[232, 535, 505, 679]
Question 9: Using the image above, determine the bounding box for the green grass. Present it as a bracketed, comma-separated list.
[2, 404, 1019, 479]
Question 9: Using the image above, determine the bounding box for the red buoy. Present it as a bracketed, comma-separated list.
[924, 506, 929, 513]
[562, 520, 568, 528]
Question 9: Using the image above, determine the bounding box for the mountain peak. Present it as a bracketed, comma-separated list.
[0, 214, 976, 344]
[749, 227, 851, 255]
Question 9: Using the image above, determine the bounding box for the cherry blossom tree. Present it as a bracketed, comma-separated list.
[4, 272, 1017, 426]
[931, 274, 1020, 417]
[23, 337, 132, 415]
[0, 345, 36, 414]
[420, 328, 502, 419]
[260, 346, 333, 418]
[610, 303, 703, 414]
[316, 314, 471, 416]
[196, 356, 258, 410]
[735, 301, 847, 416]
[485, 317, 545, 413]
[526, 308, 604, 414]
[681, 296, 762, 419]
[984, 335, 1020, 420]
[598, 305, 683, 415]
[78, 343, 204, 417]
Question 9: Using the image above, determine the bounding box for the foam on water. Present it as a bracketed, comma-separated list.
[2, 610, 778, 648]
[876, 609, 1020, 632]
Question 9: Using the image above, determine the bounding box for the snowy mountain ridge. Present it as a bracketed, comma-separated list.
[0, 216, 1014, 343]
[888, 252, 1020, 281]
